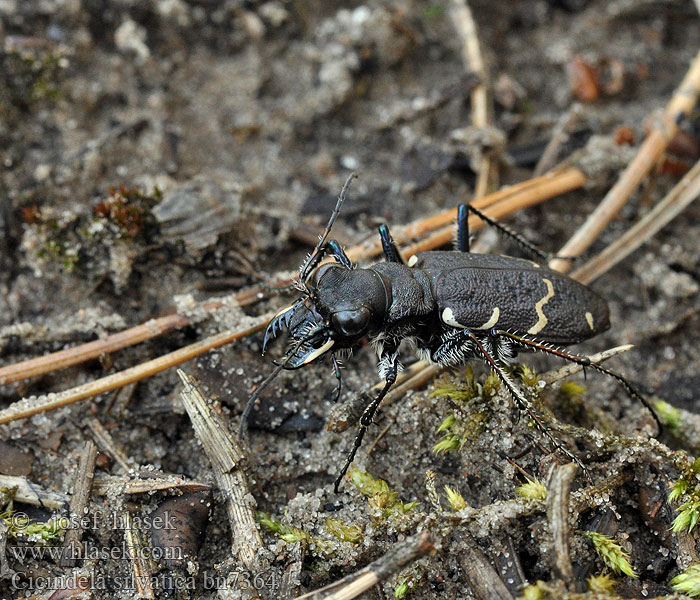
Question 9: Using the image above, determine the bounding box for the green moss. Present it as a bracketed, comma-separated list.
[348, 468, 419, 520]
[654, 399, 682, 431]
[669, 457, 700, 534]
[444, 485, 467, 511]
[515, 478, 546, 500]
[580, 531, 637, 578]
[559, 381, 586, 398]
[394, 580, 410, 598]
[0, 510, 64, 544]
[324, 518, 362, 543]
[587, 574, 617, 593]
[257, 512, 335, 557]
[671, 564, 700, 597]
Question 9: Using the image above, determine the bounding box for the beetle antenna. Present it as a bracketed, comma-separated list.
[297, 173, 357, 288]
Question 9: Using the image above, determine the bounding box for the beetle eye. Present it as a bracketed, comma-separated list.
[332, 308, 370, 337]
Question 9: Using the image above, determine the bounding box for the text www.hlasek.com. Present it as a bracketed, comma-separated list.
[6, 541, 183, 563]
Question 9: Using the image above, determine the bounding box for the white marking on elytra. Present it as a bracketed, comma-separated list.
[473, 306, 500, 330]
[527, 278, 554, 335]
[585, 311, 595, 330]
[302, 339, 335, 364]
[407, 255, 418, 267]
[441, 307, 466, 329]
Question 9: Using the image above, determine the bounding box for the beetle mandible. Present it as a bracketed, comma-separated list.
[242, 173, 658, 492]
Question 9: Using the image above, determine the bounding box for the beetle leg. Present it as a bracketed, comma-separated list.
[466, 204, 551, 262]
[327, 239, 354, 269]
[456, 204, 470, 252]
[495, 330, 662, 436]
[464, 330, 592, 481]
[330, 352, 343, 403]
[334, 349, 399, 493]
[378, 224, 405, 264]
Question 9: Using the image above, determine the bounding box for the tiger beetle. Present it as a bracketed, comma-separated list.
[240, 173, 660, 492]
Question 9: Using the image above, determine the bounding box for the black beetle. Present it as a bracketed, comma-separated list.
[243, 174, 658, 491]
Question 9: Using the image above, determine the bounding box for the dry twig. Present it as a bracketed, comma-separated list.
[539, 344, 633, 385]
[0, 313, 270, 425]
[0, 474, 69, 509]
[533, 103, 583, 177]
[550, 48, 700, 272]
[178, 370, 263, 571]
[293, 531, 433, 600]
[449, 0, 496, 198]
[60, 440, 97, 567]
[546, 463, 578, 583]
[122, 510, 156, 599]
[86, 417, 135, 473]
[571, 158, 700, 284]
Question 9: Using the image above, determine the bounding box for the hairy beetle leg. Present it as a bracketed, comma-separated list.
[466, 330, 593, 481]
[497, 331, 662, 436]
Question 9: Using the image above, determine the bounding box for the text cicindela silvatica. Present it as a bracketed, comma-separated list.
[239, 173, 660, 492]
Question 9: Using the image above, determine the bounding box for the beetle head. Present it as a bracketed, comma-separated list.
[263, 265, 390, 368]
[312, 264, 389, 340]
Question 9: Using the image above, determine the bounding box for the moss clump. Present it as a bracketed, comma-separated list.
[669, 456, 700, 534]
[430, 366, 492, 455]
[348, 468, 419, 520]
[324, 518, 362, 543]
[257, 512, 337, 557]
[671, 564, 700, 597]
[515, 478, 547, 501]
[580, 530, 637, 578]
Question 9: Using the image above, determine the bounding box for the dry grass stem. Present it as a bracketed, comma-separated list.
[281, 543, 305, 600]
[294, 531, 433, 600]
[90, 474, 211, 496]
[60, 440, 97, 567]
[0, 313, 270, 425]
[546, 463, 578, 582]
[86, 417, 135, 472]
[0, 312, 189, 385]
[550, 48, 700, 272]
[449, 0, 495, 198]
[0, 474, 69, 510]
[122, 510, 156, 599]
[571, 158, 700, 284]
[402, 167, 587, 257]
[533, 103, 583, 177]
[539, 344, 633, 385]
[177, 370, 263, 570]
